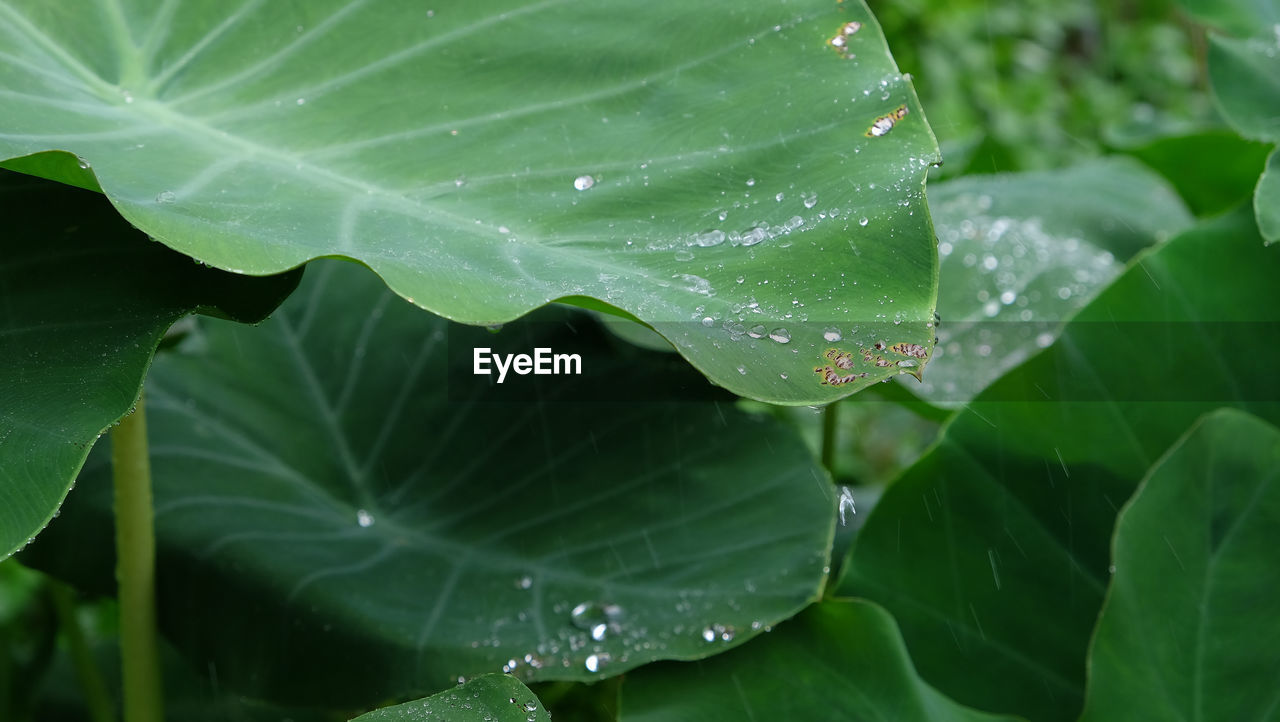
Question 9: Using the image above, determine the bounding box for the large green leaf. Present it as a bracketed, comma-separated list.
[836, 208, 1280, 722]
[0, 0, 941, 405]
[0, 170, 299, 560]
[620, 600, 1018, 722]
[1208, 32, 1280, 144]
[1080, 409, 1280, 722]
[912, 158, 1190, 404]
[1256, 146, 1280, 244]
[350, 675, 549, 722]
[21, 260, 836, 707]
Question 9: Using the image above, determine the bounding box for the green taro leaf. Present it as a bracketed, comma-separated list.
[836, 208, 1280, 722]
[1208, 32, 1280, 144]
[0, 170, 300, 560]
[1256, 146, 1280, 244]
[1080, 409, 1280, 722]
[21, 260, 836, 707]
[0, 0, 941, 405]
[350, 675, 549, 722]
[620, 600, 1018, 722]
[912, 158, 1191, 404]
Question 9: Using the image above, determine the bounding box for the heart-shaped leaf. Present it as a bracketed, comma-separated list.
[21, 260, 836, 707]
[837, 208, 1280, 722]
[1080, 409, 1280, 722]
[0, 0, 940, 404]
[0, 170, 299, 559]
[350, 674, 549, 722]
[620, 600, 1019, 722]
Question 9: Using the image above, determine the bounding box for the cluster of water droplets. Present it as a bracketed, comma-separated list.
[918, 193, 1124, 400]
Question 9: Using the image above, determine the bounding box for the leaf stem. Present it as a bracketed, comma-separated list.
[821, 403, 839, 477]
[112, 393, 164, 722]
[49, 582, 116, 722]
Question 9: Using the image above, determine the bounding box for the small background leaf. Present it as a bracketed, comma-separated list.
[0, 170, 299, 559]
[1207, 33, 1280, 144]
[22, 261, 836, 707]
[1079, 409, 1280, 722]
[1255, 147, 1280, 243]
[349, 674, 549, 722]
[620, 600, 1019, 722]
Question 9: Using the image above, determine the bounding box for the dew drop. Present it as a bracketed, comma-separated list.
[574, 175, 595, 191]
[155, 190, 176, 204]
[584, 653, 608, 673]
[693, 229, 726, 247]
[701, 316, 715, 327]
[858, 217, 869, 227]
[515, 576, 533, 590]
[356, 509, 374, 527]
[701, 627, 716, 642]
[745, 177, 756, 187]
[296, 97, 306, 105]
[803, 194, 819, 209]
[674, 249, 695, 261]
[775, 192, 784, 202]
[768, 328, 791, 344]
[747, 325, 766, 339]
[822, 327, 842, 342]
[735, 275, 745, 284]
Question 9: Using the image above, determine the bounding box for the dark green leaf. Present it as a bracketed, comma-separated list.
[0, 0, 941, 404]
[0, 171, 300, 559]
[620, 600, 1019, 722]
[1118, 129, 1272, 218]
[350, 675, 548, 722]
[915, 158, 1191, 404]
[1079, 409, 1280, 722]
[23, 261, 836, 707]
[837, 208, 1280, 721]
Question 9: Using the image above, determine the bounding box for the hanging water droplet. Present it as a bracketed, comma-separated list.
[356, 509, 374, 527]
[768, 328, 791, 344]
[574, 175, 595, 191]
[76, 156, 90, 169]
[155, 190, 176, 204]
[822, 327, 842, 342]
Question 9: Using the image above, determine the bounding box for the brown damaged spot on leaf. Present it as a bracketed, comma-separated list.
[866, 105, 908, 138]
[828, 21, 861, 57]
[888, 342, 928, 359]
[815, 365, 868, 387]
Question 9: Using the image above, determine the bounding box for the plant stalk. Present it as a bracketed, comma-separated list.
[112, 393, 164, 722]
[49, 582, 116, 722]
[821, 403, 839, 477]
